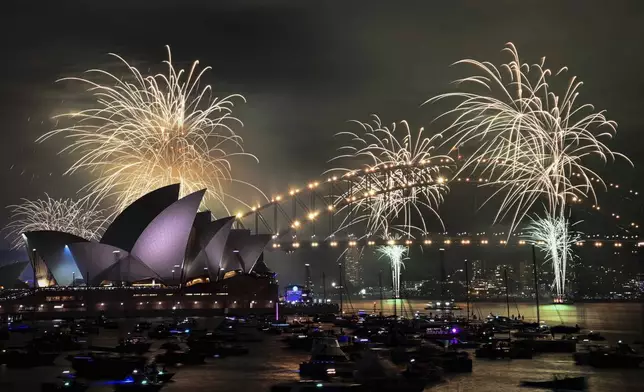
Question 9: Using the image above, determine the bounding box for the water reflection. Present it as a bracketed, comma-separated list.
[1, 303, 642, 392]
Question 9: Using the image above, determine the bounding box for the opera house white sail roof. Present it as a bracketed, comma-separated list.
[19, 184, 271, 287]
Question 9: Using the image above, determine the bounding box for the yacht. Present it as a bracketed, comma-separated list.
[424, 301, 461, 311]
[299, 337, 353, 379]
[574, 342, 644, 368]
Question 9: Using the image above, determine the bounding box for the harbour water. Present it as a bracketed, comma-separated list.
[348, 300, 644, 340]
[1, 301, 642, 392]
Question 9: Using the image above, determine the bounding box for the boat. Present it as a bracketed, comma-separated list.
[353, 351, 428, 392]
[97, 316, 119, 330]
[389, 344, 472, 373]
[69, 352, 146, 379]
[7, 323, 36, 333]
[524, 338, 577, 353]
[68, 321, 99, 336]
[284, 328, 329, 350]
[575, 331, 606, 342]
[299, 337, 353, 379]
[552, 297, 574, 305]
[270, 381, 362, 391]
[89, 336, 152, 356]
[440, 338, 478, 349]
[429, 350, 472, 373]
[313, 314, 337, 323]
[520, 375, 587, 390]
[424, 301, 462, 311]
[512, 330, 551, 339]
[113, 374, 165, 391]
[117, 336, 152, 354]
[550, 324, 581, 334]
[403, 360, 443, 383]
[133, 367, 175, 384]
[574, 342, 644, 368]
[423, 326, 463, 341]
[186, 338, 249, 357]
[475, 340, 532, 359]
[30, 330, 84, 352]
[134, 322, 152, 332]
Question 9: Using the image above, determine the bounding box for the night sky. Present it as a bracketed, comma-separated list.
[1, 1, 643, 284]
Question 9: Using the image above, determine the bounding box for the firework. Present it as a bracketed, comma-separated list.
[376, 235, 409, 298]
[524, 215, 581, 299]
[427, 43, 629, 233]
[328, 115, 451, 238]
[4, 195, 104, 249]
[38, 46, 263, 214]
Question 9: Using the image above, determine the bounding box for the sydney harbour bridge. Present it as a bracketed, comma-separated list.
[234, 154, 639, 251]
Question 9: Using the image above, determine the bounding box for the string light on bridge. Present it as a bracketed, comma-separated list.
[267, 235, 640, 251]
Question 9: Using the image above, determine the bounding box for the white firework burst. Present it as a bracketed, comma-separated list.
[4, 195, 104, 249]
[524, 214, 581, 299]
[328, 115, 451, 238]
[376, 235, 409, 298]
[428, 42, 629, 233]
[38, 46, 264, 215]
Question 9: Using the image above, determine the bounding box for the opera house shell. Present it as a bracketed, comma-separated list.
[19, 184, 274, 288]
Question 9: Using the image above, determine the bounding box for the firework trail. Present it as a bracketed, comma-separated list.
[4, 195, 104, 249]
[376, 235, 409, 298]
[38, 46, 264, 215]
[427, 42, 629, 233]
[524, 215, 581, 299]
[328, 115, 451, 238]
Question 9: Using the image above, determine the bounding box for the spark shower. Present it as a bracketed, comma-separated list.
[37, 46, 263, 216]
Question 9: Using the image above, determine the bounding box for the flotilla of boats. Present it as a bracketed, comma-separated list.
[1, 307, 643, 391]
[269, 307, 644, 390]
[0, 314, 260, 391]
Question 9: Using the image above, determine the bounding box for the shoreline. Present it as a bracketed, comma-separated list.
[341, 297, 644, 304]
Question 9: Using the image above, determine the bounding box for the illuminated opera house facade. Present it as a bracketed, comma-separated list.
[0, 184, 277, 317]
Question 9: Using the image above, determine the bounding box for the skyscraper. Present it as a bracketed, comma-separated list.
[345, 242, 364, 292]
[518, 259, 533, 294]
[304, 263, 313, 290]
[470, 259, 486, 281]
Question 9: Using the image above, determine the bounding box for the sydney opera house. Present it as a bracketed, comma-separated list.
[0, 184, 277, 317]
